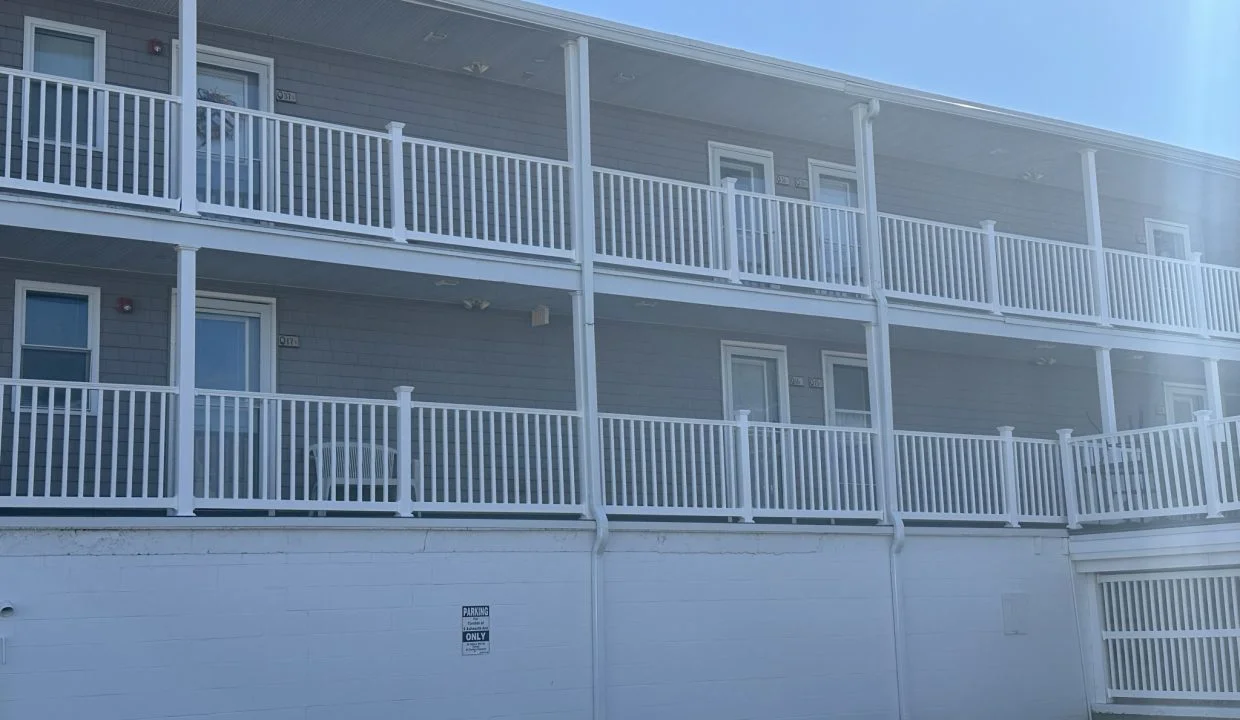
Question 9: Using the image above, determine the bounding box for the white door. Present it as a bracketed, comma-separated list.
[175, 44, 273, 208]
[809, 161, 861, 284]
[722, 343, 788, 423]
[187, 296, 274, 499]
[711, 144, 776, 277]
[823, 355, 871, 428]
[1144, 219, 1191, 260]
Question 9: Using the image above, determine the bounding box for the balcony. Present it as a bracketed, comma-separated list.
[3, 67, 1240, 341]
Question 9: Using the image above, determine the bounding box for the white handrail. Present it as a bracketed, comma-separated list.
[0, 68, 179, 206]
[0, 380, 176, 509]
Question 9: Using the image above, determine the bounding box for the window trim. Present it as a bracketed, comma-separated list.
[721, 340, 790, 423]
[708, 141, 775, 194]
[821, 351, 871, 428]
[1144, 218, 1192, 259]
[22, 17, 108, 149]
[23, 17, 107, 81]
[171, 41, 276, 113]
[12, 279, 102, 386]
[807, 159, 859, 208]
[169, 290, 278, 393]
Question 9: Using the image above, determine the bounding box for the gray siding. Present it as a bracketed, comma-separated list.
[0, 260, 1221, 439]
[0, 0, 568, 161]
[4, 0, 1235, 264]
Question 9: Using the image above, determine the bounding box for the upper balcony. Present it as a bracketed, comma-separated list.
[2, 0, 1240, 348]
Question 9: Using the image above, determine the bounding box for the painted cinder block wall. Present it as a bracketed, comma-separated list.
[0, 524, 1086, 720]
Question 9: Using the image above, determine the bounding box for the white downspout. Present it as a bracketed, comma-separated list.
[565, 36, 609, 720]
[855, 98, 910, 720]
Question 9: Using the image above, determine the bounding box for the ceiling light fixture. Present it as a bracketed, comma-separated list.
[461, 61, 490, 75]
[614, 72, 637, 84]
[635, 300, 658, 308]
[462, 298, 491, 311]
[1021, 170, 1045, 182]
[422, 30, 448, 43]
[434, 278, 460, 287]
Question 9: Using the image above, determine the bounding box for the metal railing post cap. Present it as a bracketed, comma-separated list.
[385, 121, 405, 133]
[722, 177, 737, 189]
[1056, 428, 1074, 439]
[1194, 408, 1214, 421]
[734, 409, 750, 420]
[981, 219, 997, 230]
[998, 425, 1014, 435]
[394, 385, 415, 394]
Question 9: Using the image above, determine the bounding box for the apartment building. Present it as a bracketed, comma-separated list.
[0, 1, 1237, 718]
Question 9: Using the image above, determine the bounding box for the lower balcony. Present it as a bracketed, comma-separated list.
[0, 378, 1072, 525]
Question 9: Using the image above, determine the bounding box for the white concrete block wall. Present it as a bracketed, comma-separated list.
[0, 523, 1086, 720]
[901, 533, 1088, 720]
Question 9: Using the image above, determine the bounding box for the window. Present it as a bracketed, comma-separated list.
[23, 18, 106, 146]
[722, 341, 789, 423]
[807, 160, 859, 208]
[822, 353, 871, 428]
[13, 281, 100, 409]
[708, 142, 775, 194]
[1144, 219, 1191, 260]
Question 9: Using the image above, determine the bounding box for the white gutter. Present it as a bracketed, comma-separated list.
[423, 0, 1240, 178]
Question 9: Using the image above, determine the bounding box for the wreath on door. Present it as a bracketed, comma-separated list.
[196, 88, 238, 145]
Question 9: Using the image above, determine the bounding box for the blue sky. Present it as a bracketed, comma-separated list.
[542, 0, 1240, 159]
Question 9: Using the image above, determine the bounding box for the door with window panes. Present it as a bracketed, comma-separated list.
[724, 344, 789, 511]
[809, 163, 862, 285]
[192, 298, 270, 500]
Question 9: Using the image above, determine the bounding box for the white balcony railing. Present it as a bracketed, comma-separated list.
[6, 380, 1240, 527]
[1061, 413, 1240, 525]
[0, 68, 179, 208]
[0, 379, 176, 509]
[196, 102, 394, 236]
[404, 137, 573, 257]
[894, 429, 1065, 525]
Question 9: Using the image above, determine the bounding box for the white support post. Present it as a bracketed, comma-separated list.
[1094, 347, 1117, 435]
[387, 122, 407, 243]
[998, 426, 1019, 527]
[174, 246, 198, 516]
[1057, 428, 1082, 529]
[1205, 357, 1224, 421]
[1190, 251, 1211, 337]
[982, 219, 1003, 315]
[1080, 149, 1110, 325]
[734, 410, 754, 523]
[852, 101, 883, 295]
[565, 38, 601, 520]
[1195, 409, 1224, 519]
[723, 177, 741, 284]
[178, 0, 198, 216]
[865, 322, 896, 524]
[394, 385, 414, 517]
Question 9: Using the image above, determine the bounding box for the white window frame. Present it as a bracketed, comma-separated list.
[821, 351, 871, 428]
[721, 340, 790, 423]
[1144, 219, 1192, 259]
[169, 290, 277, 393]
[12, 279, 102, 387]
[708, 141, 775, 194]
[1163, 382, 1207, 423]
[171, 41, 275, 112]
[22, 17, 108, 149]
[807, 159, 859, 208]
